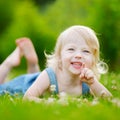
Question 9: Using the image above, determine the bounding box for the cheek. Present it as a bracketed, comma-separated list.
[61, 56, 69, 65]
[85, 56, 94, 68]
[61, 54, 71, 66]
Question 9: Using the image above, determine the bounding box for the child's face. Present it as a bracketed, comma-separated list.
[60, 36, 94, 75]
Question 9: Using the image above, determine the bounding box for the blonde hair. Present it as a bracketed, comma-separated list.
[46, 25, 101, 79]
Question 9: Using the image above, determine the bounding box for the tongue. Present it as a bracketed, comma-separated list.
[72, 63, 82, 69]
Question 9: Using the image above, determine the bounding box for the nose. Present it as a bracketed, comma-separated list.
[75, 52, 82, 59]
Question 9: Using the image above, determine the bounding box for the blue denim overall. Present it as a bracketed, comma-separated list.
[0, 68, 90, 96]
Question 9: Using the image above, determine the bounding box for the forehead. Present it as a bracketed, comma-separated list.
[61, 30, 88, 47]
[63, 38, 89, 49]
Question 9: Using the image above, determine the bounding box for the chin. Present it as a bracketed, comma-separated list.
[69, 68, 81, 75]
[72, 71, 81, 75]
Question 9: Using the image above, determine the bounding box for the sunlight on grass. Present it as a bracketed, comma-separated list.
[0, 72, 120, 120]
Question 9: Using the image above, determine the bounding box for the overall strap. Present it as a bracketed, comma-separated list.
[45, 68, 59, 94]
[82, 82, 90, 95]
[46, 68, 90, 96]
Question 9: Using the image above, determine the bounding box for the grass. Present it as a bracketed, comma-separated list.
[0, 72, 120, 120]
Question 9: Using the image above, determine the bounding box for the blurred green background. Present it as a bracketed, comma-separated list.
[0, 0, 119, 72]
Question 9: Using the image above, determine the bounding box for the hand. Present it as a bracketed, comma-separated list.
[79, 67, 96, 85]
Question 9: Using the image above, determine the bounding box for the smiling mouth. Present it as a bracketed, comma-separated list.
[71, 62, 83, 69]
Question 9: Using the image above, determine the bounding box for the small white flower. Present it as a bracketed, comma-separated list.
[50, 85, 56, 92]
[3, 90, 10, 95]
[46, 97, 56, 104]
[111, 98, 120, 108]
[111, 85, 117, 90]
[59, 92, 67, 98]
[91, 98, 99, 106]
[57, 92, 69, 105]
[57, 98, 68, 105]
[83, 98, 88, 103]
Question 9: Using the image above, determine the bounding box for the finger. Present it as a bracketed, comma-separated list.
[88, 79, 94, 85]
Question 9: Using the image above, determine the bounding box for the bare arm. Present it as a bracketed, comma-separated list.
[23, 70, 50, 102]
[89, 78, 112, 98]
[80, 67, 112, 98]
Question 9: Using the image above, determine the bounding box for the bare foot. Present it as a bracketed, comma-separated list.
[4, 47, 21, 68]
[16, 37, 40, 73]
[16, 37, 38, 64]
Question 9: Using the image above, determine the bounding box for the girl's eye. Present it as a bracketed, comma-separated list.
[68, 48, 75, 51]
[83, 50, 91, 53]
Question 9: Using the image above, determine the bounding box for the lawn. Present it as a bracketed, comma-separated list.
[0, 72, 120, 120]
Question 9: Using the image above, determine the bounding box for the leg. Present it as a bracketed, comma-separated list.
[16, 37, 40, 73]
[0, 47, 21, 84]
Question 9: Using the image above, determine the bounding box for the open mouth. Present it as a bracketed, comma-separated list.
[71, 62, 83, 69]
